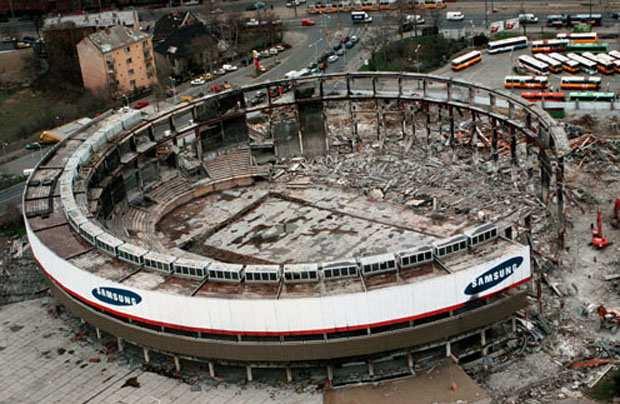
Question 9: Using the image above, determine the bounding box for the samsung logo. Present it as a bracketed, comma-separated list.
[92, 287, 142, 306]
[464, 256, 524, 295]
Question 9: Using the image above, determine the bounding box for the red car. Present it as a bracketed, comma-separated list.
[133, 100, 150, 109]
[301, 18, 315, 26]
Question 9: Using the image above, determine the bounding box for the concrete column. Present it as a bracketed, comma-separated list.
[174, 356, 181, 372]
[117, 337, 124, 353]
[143, 348, 150, 363]
[449, 105, 455, 147]
[425, 103, 431, 146]
[208, 362, 215, 378]
[95, 327, 101, 340]
[510, 126, 518, 166]
[327, 365, 334, 382]
[368, 361, 374, 377]
[446, 341, 451, 357]
[296, 107, 305, 156]
[407, 352, 414, 371]
[556, 156, 565, 249]
[491, 119, 498, 162]
[246, 366, 253, 382]
[512, 317, 517, 333]
[481, 329, 488, 356]
[286, 367, 293, 383]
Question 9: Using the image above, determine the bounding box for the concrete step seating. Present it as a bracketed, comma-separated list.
[146, 176, 192, 204]
[204, 148, 254, 180]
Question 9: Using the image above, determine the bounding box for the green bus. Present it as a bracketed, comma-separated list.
[565, 42, 609, 53]
[568, 92, 616, 102]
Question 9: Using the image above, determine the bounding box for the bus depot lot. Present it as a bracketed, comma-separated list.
[433, 45, 620, 95]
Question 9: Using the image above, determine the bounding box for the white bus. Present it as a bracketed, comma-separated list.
[566, 52, 597, 74]
[487, 36, 528, 54]
[504, 75, 548, 89]
[533, 53, 562, 73]
[581, 52, 615, 74]
[548, 52, 580, 73]
[556, 32, 597, 43]
[560, 76, 601, 90]
[517, 55, 549, 75]
[608, 50, 620, 60]
[451, 50, 482, 71]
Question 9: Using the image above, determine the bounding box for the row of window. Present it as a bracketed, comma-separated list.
[323, 266, 358, 279]
[209, 269, 241, 281]
[361, 260, 397, 275]
[175, 265, 203, 278]
[145, 258, 171, 273]
[470, 228, 498, 246]
[283, 271, 319, 282]
[246, 272, 279, 282]
[97, 240, 117, 255]
[118, 250, 142, 265]
[435, 240, 468, 258]
[399, 250, 433, 268]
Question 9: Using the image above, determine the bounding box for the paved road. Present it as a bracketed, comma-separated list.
[0, 182, 25, 211]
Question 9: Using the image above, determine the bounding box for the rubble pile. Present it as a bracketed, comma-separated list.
[0, 237, 48, 305]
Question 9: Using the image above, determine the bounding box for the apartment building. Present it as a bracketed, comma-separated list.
[77, 25, 157, 98]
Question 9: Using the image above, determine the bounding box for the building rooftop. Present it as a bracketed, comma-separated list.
[86, 25, 150, 54]
[44, 10, 139, 30]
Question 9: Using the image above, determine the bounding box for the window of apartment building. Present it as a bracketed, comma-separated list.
[130, 80, 136, 88]
[125, 46, 131, 52]
[128, 69, 135, 75]
[126, 58, 132, 64]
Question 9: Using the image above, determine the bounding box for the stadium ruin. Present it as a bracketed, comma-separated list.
[23, 72, 570, 382]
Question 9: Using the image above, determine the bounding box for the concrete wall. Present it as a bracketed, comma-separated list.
[77, 38, 109, 96]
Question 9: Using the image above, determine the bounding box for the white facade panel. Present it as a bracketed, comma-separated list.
[28, 223, 530, 334]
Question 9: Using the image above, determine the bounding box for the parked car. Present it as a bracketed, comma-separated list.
[612, 12, 620, 19]
[446, 11, 464, 21]
[351, 35, 359, 43]
[301, 18, 316, 26]
[275, 45, 285, 52]
[25, 142, 42, 150]
[269, 47, 279, 55]
[260, 49, 270, 58]
[333, 42, 343, 51]
[214, 68, 227, 75]
[222, 64, 238, 71]
[246, 2, 265, 11]
[406, 14, 425, 24]
[202, 72, 213, 81]
[336, 48, 345, 56]
[133, 100, 150, 109]
[249, 90, 266, 105]
[286, 0, 300, 7]
[341, 36, 350, 44]
[518, 13, 539, 24]
[191, 78, 206, 86]
[327, 54, 338, 63]
[345, 41, 354, 49]
[245, 18, 260, 26]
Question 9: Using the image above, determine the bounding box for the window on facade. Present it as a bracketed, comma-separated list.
[128, 69, 135, 75]
[130, 79, 136, 87]
[125, 46, 131, 52]
[224, 272, 231, 279]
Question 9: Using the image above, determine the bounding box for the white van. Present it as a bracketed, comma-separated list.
[406, 14, 425, 24]
[446, 11, 464, 21]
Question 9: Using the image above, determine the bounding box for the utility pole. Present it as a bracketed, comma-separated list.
[484, 0, 488, 29]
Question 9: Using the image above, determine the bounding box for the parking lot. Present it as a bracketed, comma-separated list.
[432, 36, 620, 96]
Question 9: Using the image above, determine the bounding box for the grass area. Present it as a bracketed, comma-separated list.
[0, 174, 26, 190]
[362, 35, 469, 73]
[588, 366, 620, 402]
[0, 76, 112, 154]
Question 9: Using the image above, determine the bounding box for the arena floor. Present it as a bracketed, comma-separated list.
[157, 184, 468, 264]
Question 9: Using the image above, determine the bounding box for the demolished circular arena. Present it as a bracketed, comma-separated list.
[23, 72, 571, 382]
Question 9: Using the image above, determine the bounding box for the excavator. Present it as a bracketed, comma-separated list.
[590, 208, 610, 249]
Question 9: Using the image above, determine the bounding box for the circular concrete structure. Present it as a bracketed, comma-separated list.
[24, 73, 568, 371]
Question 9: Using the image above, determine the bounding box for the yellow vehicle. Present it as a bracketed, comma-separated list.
[179, 95, 195, 103]
[202, 72, 213, 81]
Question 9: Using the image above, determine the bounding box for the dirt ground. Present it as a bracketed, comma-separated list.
[324, 361, 491, 404]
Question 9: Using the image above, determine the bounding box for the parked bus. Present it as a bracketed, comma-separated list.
[521, 92, 566, 102]
[487, 36, 528, 54]
[608, 50, 620, 60]
[517, 55, 549, 75]
[560, 76, 601, 90]
[548, 52, 580, 73]
[568, 14, 602, 27]
[546, 14, 568, 27]
[556, 32, 597, 43]
[416, 0, 446, 9]
[451, 50, 481, 71]
[603, 53, 620, 73]
[581, 52, 615, 75]
[531, 39, 568, 53]
[566, 42, 609, 53]
[566, 52, 598, 74]
[533, 53, 562, 73]
[504, 75, 548, 89]
[568, 92, 615, 102]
